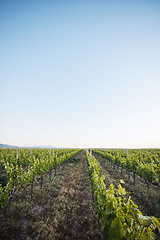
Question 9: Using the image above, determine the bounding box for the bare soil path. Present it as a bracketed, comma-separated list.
[0, 151, 102, 240]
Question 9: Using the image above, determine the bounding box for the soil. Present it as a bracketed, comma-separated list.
[0, 151, 102, 240]
[93, 153, 160, 239]
[93, 153, 160, 218]
[0, 151, 160, 240]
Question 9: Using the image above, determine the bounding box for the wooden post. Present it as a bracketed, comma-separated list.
[90, 150, 92, 159]
[128, 170, 130, 180]
[126, 149, 128, 157]
[40, 176, 43, 198]
[49, 169, 53, 181]
[31, 176, 34, 200]
[16, 149, 18, 159]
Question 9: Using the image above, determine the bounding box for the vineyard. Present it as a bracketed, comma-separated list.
[0, 148, 160, 239]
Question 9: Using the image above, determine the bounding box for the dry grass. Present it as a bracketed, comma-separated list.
[96, 153, 160, 218]
[0, 152, 102, 240]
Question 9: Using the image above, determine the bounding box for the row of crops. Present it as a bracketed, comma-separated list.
[0, 147, 160, 239]
[93, 149, 160, 189]
[0, 148, 81, 208]
[86, 150, 160, 239]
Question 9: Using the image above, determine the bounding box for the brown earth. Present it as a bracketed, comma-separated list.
[93, 153, 160, 239]
[0, 151, 102, 240]
[1, 151, 160, 240]
[93, 153, 160, 218]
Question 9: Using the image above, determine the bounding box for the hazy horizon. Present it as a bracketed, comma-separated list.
[1, 0, 160, 148]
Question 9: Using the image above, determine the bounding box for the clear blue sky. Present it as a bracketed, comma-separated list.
[0, 0, 160, 148]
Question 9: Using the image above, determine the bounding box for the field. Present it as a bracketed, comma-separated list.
[94, 151, 160, 218]
[0, 149, 160, 239]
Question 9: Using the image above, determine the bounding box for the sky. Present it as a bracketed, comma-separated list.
[0, 0, 160, 148]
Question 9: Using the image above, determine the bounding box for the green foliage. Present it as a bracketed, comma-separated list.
[94, 149, 160, 185]
[86, 151, 160, 240]
[0, 148, 81, 208]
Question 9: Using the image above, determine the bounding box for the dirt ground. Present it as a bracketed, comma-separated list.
[1, 151, 160, 240]
[93, 153, 160, 239]
[93, 153, 160, 218]
[0, 151, 102, 240]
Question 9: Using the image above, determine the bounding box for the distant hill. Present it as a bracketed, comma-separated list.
[0, 143, 19, 148]
[0, 144, 56, 149]
[27, 145, 55, 149]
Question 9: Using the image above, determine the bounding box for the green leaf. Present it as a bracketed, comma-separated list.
[118, 184, 126, 196]
[153, 217, 160, 232]
[119, 179, 125, 184]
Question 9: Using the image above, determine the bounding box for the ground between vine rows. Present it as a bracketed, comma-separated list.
[94, 153, 160, 218]
[0, 151, 102, 240]
[93, 153, 160, 239]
